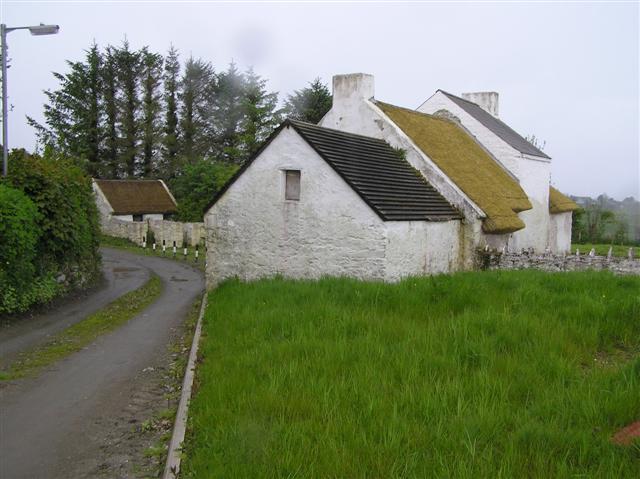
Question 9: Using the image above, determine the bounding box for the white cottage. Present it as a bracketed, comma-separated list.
[418, 90, 575, 252]
[205, 120, 463, 287]
[93, 179, 177, 227]
[204, 73, 577, 287]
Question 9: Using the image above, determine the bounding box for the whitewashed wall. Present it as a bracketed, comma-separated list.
[384, 220, 463, 280]
[205, 127, 388, 287]
[418, 91, 552, 252]
[548, 212, 573, 253]
[320, 74, 505, 264]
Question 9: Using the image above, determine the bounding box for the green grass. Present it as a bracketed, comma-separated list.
[100, 234, 205, 270]
[182, 271, 640, 478]
[0, 275, 163, 380]
[572, 243, 636, 258]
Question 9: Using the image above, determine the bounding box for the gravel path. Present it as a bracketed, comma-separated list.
[0, 247, 204, 479]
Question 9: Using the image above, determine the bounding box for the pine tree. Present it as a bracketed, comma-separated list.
[283, 78, 332, 124]
[114, 40, 141, 177]
[140, 48, 163, 177]
[102, 46, 119, 178]
[240, 67, 281, 157]
[179, 56, 215, 164]
[210, 62, 246, 164]
[162, 45, 180, 178]
[27, 44, 103, 175]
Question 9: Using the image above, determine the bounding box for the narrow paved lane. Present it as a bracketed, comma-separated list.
[0, 248, 150, 363]
[0, 247, 204, 478]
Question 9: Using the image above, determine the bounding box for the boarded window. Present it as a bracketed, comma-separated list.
[285, 170, 301, 201]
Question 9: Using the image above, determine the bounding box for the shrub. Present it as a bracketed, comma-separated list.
[169, 159, 238, 222]
[0, 185, 43, 313]
[6, 149, 101, 286]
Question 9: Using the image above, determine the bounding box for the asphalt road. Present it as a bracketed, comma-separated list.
[0, 247, 204, 479]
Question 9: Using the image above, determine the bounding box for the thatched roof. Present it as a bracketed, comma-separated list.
[95, 179, 177, 215]
[549, 186, 578, 214]
[375, 101, 532, 234]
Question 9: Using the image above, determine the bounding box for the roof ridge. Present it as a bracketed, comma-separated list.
[437, 89, 481, 107]
[373, 100, 457, 125]
[286, 119, 390, 144]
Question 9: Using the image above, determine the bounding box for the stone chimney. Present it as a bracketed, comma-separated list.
[332, 73, 375, 104]
[461, 91, 499, 118]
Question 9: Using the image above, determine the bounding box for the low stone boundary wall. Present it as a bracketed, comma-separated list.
[481, 249, 639, 275]
[101, 217, 205, 247]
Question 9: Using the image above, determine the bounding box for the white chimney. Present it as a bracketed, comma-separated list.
[461, 91, 499, 118]
[332, 73, 375, 104]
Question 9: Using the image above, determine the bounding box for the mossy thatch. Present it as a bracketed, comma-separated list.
[376, 101, 532, 234]
[549, 186, 578, 214]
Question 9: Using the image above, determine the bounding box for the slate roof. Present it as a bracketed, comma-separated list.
[376, 101, 532, 234]
[439, 90, 551, 159]
[207, 119, 461, 222]
[95, 179, 177, 215]
[549, 186, 578, 214]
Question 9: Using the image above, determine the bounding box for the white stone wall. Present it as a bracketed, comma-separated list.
[205, 127, 389, 287]
[384, 221, 463, 280]
[204, 126, 465, 288]
[548, 212, 573, 253]
[320, 75, 490, 267]
[418, 91, 553, 252]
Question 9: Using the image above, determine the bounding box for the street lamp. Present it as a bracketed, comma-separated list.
[1, 23, 60, 177]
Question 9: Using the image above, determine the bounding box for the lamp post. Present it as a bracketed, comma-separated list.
[1, 23, 59, 177]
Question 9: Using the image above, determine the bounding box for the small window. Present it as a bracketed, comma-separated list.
[132, 214, 143, 222]
[285, 170, 301, 201]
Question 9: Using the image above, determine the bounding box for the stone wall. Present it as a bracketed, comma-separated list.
[102, 217, 205, 247]
[481, 249, 640, 275]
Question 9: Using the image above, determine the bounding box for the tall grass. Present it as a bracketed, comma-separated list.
[183, 271, 640, 478]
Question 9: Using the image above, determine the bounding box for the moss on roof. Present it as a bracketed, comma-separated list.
[549, 186, 578, 214]
[376, 101, 532, 234]
[95, 179, 177, 215]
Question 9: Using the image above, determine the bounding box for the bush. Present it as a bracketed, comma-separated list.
[6, 149, 101, 285]
[0, 185, 43, 313]
[1, 149, 101, 313]
[169, 159, 238, 222]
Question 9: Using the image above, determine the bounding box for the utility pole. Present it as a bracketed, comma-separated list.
[1, 23, 59, 177]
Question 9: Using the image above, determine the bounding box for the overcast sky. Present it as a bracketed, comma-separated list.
[2, 1, 638, 199]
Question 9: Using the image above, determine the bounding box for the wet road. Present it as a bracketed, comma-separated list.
[0, 248, 204, 479]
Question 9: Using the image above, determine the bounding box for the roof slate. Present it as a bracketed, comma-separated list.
[289, 120, 460, 221]
[95, 179, 177, 215]
[375, 101, 532, 234]
[440, 90, 551, 159]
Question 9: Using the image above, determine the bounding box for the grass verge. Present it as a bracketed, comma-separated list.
[0, 275, 163, 381]
[182, 270, 640, 478]
[572, 243, 636, 258]
[101, 234, 204, 271]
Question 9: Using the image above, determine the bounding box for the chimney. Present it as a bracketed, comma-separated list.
[461, 91, 499, 118]
[332, 73, 375, 104]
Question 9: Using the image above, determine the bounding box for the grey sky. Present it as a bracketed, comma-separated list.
[2, 1, 638, 199]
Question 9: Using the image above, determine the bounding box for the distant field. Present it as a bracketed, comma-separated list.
[183, 271, 640, 478]
[572, 243, 636, 258]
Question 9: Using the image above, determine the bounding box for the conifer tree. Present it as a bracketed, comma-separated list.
[114, 40, 141, 177]
[179, 56, 215, 164]
[140, 48, 163, 177]
[283, 78, 332, 124]
[102, 46, 119, 178]
[240, 67, 281, 157]
[162, 45, 180, 177]
[210, 62, 246, 164]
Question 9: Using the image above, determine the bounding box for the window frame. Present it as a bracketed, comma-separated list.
[283, 169, 301, 201]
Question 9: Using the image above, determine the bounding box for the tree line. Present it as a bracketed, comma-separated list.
[30, 41, 332, 189]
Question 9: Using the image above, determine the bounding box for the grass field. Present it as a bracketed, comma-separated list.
[183, 271, 640, 478]
[572, 243, 636, 258]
